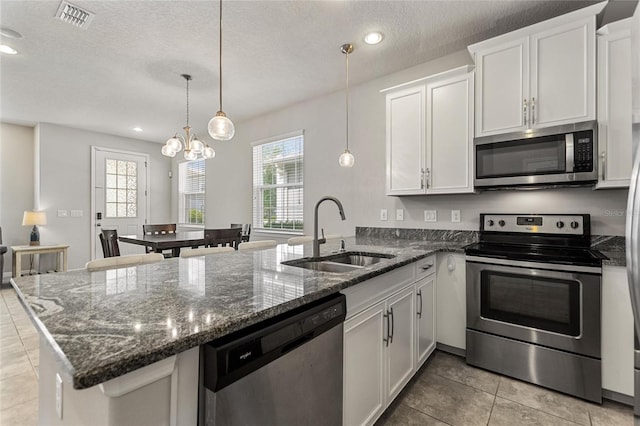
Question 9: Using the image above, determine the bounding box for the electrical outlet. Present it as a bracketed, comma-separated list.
[56, 373, 63, 419]
[70, 210, 83, 217]
[396, 209, 404, 221]
[380, 209, 388, 221]
[424, 210, 437, 222]
[451, 210, 461, 223]
[57, 210, 68, 217]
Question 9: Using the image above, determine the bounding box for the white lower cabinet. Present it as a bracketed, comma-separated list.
[386, 286, 416, 401]
[342, 258, 436, 426]
[416, 274, 436, 368]
[344, 301, 386, 426]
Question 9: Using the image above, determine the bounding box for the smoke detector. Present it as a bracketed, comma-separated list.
[55, 1, 95, 29]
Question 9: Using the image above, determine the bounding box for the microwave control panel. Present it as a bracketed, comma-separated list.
[573, 130, 594, 172]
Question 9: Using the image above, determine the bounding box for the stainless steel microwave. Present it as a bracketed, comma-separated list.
[474, 121, 598, 189]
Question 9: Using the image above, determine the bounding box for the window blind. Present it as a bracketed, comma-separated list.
[252, 134, 304, 233]
[179, 159, 206, 225]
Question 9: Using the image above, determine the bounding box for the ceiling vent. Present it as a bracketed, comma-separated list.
[55, 1, 95, 29]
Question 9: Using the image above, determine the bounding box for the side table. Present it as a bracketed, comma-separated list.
[11, 244, 69, 278]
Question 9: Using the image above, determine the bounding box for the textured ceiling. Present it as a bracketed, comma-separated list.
[0, 0, 600, 144]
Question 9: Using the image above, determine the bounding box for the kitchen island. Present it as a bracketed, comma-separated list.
[10, 236, 471, 425]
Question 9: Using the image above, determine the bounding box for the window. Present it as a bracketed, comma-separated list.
[106, 159, 137, 218]
[252, 132, 304, 233]
[179, 159, 205, 226]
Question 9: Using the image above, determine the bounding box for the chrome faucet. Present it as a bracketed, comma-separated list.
[313, 196, 346, 258]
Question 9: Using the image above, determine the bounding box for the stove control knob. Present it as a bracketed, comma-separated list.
[570, 221, 579, 229]
[498, 220, 506, 227]
[556, 221, 565, 229]
[487, 220, 494, 227]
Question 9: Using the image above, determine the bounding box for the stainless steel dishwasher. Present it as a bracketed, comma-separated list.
[200, 293, 346, 425]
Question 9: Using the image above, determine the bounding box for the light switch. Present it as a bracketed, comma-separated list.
[70, 210, 83, 217]
[396, 209, 404, 221]
[380, 209, 388, 221]
[57, 210, 68, 217]
[451, 210, 461, 223]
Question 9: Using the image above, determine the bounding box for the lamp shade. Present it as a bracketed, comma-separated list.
[22, 211, 47, 226]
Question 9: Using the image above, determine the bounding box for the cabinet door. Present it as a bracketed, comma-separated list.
[426, 72, 474, 194]
[530, 18, 596, 128]
[385, 286, 415, 403]
[474, 37, 529, 136]
[386, 86, 425, 195]
[602, 266, 634, 396]
[416, 275, 436, 368]
[344, 301, 386, 426]
[597, 23, 633, 188]
[436, 253, 466, 350]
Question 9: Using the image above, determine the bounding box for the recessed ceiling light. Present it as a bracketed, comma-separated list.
[0, 45, 18, 55]
[364, 32, 383, 45]
[0, 27, 23, 39]
[133, 127, 143, 132]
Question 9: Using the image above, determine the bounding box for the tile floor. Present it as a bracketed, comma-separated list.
[0, 285, 39, 426]
[0, 284, 635, 426]
[377, 351, 634, 426]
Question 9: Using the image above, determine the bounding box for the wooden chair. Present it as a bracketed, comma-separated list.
[86, 253, 164, 271]
[230, 223, 251, 242]
[238, 240, 278, 251]
[100, 229, 121, 258]
[205, 228, 242, 250]
[0, 227, 6, 283]
[180, 246, 235, 258]
[143, 224, 177, 257]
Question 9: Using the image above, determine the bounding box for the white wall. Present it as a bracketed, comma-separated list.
[36, 123, 172, 270]
[0, 123, 35, 283]
[207, 48, 629, 237]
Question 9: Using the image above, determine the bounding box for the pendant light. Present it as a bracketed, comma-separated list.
[208, 0, 235, 141]
[338, 43, 355, 168]
[162, 74, 216, 160]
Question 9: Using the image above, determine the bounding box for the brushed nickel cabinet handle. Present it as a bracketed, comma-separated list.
[417, 290, 423, 318]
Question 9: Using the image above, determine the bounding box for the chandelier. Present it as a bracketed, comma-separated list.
[161, 74, 215, 160]
[208, 0, 235, 141]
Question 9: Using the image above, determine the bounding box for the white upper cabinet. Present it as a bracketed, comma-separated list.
[385, 86, 425, 195]
[425, 71, 474, 194]
[383, 66, 474, 196]
[596, 18, 633, 189]
[469, 2, 605, 137]
[474, 37, 529, 135]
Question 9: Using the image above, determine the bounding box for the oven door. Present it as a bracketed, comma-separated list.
[466, 256, 601, 358]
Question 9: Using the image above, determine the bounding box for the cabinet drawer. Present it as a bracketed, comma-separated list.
[415, 255, 436, 280]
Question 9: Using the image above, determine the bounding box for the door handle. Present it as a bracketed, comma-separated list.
[417, 290, 423, 318]
[388, 307, 394, 344]
[523, 99, 528, 126]
[601, 151, 606, 181]
[421, 264, 433, 271]
[383, 311, 390, 347]
[531, 97, 536, 125]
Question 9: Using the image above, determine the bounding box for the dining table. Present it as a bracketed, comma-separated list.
[119, 230, 206, 257]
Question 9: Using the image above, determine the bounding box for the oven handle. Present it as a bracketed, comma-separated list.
[465, 255, 601, 275]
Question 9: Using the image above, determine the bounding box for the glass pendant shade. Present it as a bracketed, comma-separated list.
[338, 149, 355, 168]
[161, 144, 176, 157]
[184, 150, 198, 161]
[208, 112, 235, 141]
[191, 139, 205, 153]
[166, 137, 182, 152]
[202, 146, 216, 159]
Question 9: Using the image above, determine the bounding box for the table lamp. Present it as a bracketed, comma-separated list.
[22, 211, 47, 246]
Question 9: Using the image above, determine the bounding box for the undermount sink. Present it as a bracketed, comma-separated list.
[281, 251, 396, 273]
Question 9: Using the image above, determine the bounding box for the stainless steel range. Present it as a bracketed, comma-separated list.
[465, 213, 605, 403]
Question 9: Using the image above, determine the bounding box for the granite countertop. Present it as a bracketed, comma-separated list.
[592, 235, 626, 267]
[10, 236, 473, 390]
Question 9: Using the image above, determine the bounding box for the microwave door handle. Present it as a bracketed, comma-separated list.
[566, 133, 574, 172]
